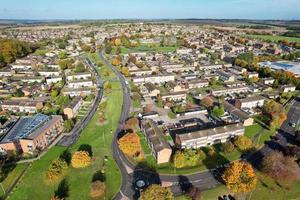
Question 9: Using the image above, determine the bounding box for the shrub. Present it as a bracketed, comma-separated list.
[221, 141, 235, 154]
[234, 136, 252, 151]
[90, 181, 106, 198]
[46, 158, 68, 183]
[71, 151, 91, 168]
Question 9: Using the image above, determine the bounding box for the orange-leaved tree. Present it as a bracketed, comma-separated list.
[118, 133, 141, 158]
[222, 161, 257, 194]
[71, 151, 91, 168]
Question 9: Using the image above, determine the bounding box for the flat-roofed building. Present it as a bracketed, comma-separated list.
[161, 91, 187, 101]
[131, 74, 175, 84]
[176, 123, 244, 149]
[140, 119, 172, 164]
[235, 96, 266, 109]
[0, 114, 63, 154]
[64, 96, 83, 119]
[1, 100, 43, 113]
[216, 70, 235, 82]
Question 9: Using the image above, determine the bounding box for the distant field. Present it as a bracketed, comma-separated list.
[245, 34, 300, 42]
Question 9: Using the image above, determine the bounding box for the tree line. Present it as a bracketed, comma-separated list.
[0, 39, 38, 67]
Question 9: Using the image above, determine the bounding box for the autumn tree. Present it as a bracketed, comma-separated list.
[118, 133, 141, 158]
[71, 151, 91, 168]
[90, 181, 106, 198]
[221, 141, 235, 154]
[111, 56, 122, 66]
[123, 118, 139, 130]
[261, 151, 300, 183]
[139, 184, 173, 200]
[186, 186, 201, 200]
[234, 136, 252, 151]
[201, 96, 214, 108]
[263, 100, 287, 130]
[46, 158, 68, 183]
[222, 161, 257, 194]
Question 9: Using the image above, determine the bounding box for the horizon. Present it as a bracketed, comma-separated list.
[1, 0, 300, 20]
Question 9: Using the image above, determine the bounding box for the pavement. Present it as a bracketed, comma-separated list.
[57, 56, 103, 147]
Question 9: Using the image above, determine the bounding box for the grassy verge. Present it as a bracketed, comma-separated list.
[8, 54, 123, 200]
[0, 163, 29, 197]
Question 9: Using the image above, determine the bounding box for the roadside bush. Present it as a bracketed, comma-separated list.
[46, 158, 68, 183]
[71, 151, 91, 168]
[234, 136, 252, 151]
[90, 181, 106, 198]
[221, 141, 235, 154]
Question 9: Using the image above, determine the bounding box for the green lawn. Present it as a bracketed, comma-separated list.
[176, 172, 300, 200]
[8, 55, 123, 200]
[0, 163, 29, 197]
[245, 34, 300, 43]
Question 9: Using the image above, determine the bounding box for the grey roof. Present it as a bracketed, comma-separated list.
[142, 120, 171, 153]
[238, 96, 266, 103]
[178, 123, 244, 142]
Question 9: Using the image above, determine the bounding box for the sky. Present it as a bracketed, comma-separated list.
[0, 0, 300, 20]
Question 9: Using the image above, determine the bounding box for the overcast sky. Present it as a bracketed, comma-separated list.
[1, 0, 299, 20]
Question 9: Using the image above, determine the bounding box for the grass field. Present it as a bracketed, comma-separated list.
[0, 163, 29, 197]
[176, 171, 300, 200]
[8, 55, 123, 200]
[245, 34, 300, 42]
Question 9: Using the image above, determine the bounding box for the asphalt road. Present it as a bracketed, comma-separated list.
[57, 56, 103, 147]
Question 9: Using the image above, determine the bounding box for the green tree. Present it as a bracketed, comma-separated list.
[211, 105, 225, 117]
[63, 119, 74, 132]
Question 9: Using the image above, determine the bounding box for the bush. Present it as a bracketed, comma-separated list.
[90, 181, 106, 198]
[234, 136, 252, 151]
[221, 141, 235, 154]
[168, 111, 176, 119]
[46, 158, 68, 183]
[71, 151, 91, 168]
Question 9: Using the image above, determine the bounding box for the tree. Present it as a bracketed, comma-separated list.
[13, 89, 24, 97]
[111, 57, 121, 66]
[58, 51, 67, 59]
[51, 89, 59, 98]
[74, 62, 85, 73]
[209, 77, 218, 86]
[118, 133, 141, 158]
[263, 100, 287, 129]
[261, 151, 300, 183]
[90, 181, 106, 198]
[186, 186, 201, 200]
[58, 59, 72, 70]
[222, 161, 257, 194]
[104, 43, 112, 54]
[63, 120, 74, 132]
[234, 136, 252, 151]
[139, 184, 173, 200]
[211, 105, 225, 117]
[71, 151, 91, 168]
[221, 141, 235, 154]
[46, 158, 68, 183]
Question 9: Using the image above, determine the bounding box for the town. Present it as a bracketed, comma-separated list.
[0, 17, 300, 200]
